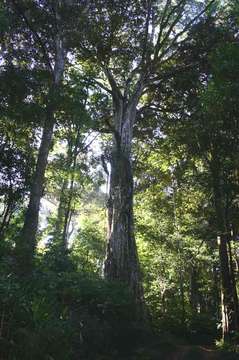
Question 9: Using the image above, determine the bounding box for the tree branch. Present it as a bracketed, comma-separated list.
[101, 65, 123, 105]
[10, 0, 53, 74]
[154, 1, 186, 60]
[92, 79, 112, 94]
[154, 0, 187, 60]
[158, 0, 216, 62]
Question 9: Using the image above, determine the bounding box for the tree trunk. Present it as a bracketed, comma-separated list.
[104, 101, 144, 311]
[16, 7, 66, 271]
[62, 181, 74, 249]
[218, 234, 235, 340]
[0, 194, 13, 240]
[55, 178, 68, 245]
[212, 165, 239, 340]
[212, 263, 221, 323]
[55, 126, 81, 250]
[228, 236, 239, 326]
[190, 266, 199, 314]
[54, 178, 74, 251]
[179, 267, 185, 326]
[16, 114, 55, 270]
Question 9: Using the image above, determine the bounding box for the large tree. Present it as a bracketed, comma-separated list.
[79, 0, 216, 304]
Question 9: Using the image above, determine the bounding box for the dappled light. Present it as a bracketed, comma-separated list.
[0, 0, 239, 359]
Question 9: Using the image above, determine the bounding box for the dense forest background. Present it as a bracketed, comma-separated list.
[1, 0, 239, 359]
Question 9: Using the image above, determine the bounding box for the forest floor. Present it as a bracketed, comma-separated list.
[166, 345, 239, 359]
[115, 343, 239, 360]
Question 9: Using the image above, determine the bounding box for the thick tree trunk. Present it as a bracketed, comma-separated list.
[218, 235, 236, 340]
[104, 102, 144, 312]
[212, 166, 239, 340]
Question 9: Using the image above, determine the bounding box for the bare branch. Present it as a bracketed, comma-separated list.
[82, 133, 99, 152]
[154, 0, 172, 55]
[92, 79, 112, 94]
[124, 0, 152, 99]
[141, 0, 152, 64]
[154, 0, 187, 59]
[158, 0, 216, 62]
[154, 1, 186, 60]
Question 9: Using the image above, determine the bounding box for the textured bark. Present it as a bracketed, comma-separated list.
[17, 115, 55, 269]
[212, 164, 239, 340]
[17, 3, 66, 271]
[104, 100, 144, 312]
[218, 235, 234, 339]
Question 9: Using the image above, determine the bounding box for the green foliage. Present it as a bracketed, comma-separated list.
[1, 0, 239, 357]
[0, 265, 135, 359]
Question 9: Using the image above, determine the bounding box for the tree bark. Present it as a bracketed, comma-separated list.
[55, 126, 81, 250]
[211, 164, 239, 340]
[104, 100, 144, 312]
[0, 194, 13, 240]
[16, 113, 55, 269]
[16, 1, 66, 272]
[190, 266, 199, 314]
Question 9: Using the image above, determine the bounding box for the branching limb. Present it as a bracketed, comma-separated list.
[158, 0, 216, 62]
[154, 0, 187, 59]
[10, 0, 53, 74]
[101, 65, 123, 103]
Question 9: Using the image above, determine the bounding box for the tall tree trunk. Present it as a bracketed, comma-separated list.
[218, 234, 235, 340]
[212, 164, 239, 340]
[55, 126, 81, 250]
[54, 181, 74, 251]
[55, 178, 68, 243]
[62, 180, 74, 249]
[190, 266, 199, 314]
[16, 113, 55, 270]
[16, 1, 66, 271]
[179, 266, 185, 326]
[104, 101, 144, 312]
[227, 236, 239, 329]
[212, 263, 221, 323]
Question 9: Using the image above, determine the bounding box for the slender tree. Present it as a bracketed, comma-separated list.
[12, 1, 66, 271]
[5, 0, 89, 271]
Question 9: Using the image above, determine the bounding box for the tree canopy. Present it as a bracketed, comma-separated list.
[1, 0, 239, 359]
